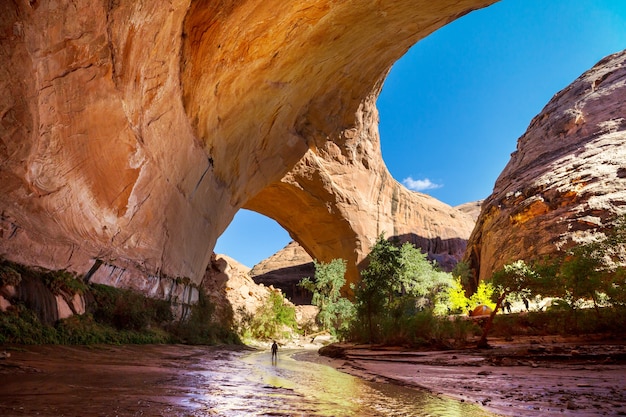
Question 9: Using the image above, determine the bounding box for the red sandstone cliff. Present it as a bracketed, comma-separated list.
[466, 50, 626, 285]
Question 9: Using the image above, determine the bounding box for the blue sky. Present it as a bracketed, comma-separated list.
[216, 0, 626, 268]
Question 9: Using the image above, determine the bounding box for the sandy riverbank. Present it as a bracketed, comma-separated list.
[315, 336, 626, 416]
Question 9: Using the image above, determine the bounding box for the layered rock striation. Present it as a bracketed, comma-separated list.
[466, 50, 626, 286]
[250, 241, 315, 304]
[0, 1, 494, 292]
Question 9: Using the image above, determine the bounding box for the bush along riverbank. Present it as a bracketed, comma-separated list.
[0, 259, 240, 345]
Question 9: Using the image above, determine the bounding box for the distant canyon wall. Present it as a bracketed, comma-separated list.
[0, 0, 494, 288]
[466, 50, 626, 286]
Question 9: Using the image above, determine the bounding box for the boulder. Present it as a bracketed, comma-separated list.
[0, 295, 11, 312]
[202, 253, 274, 326]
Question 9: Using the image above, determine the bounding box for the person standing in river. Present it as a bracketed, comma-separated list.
[271, 340, 278, 363]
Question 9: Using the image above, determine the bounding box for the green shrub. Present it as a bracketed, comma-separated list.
[240, 291, 298, 340]
[0, 263, 22, 287]
[352, 235, 459, 343]
[0, 304, 59, 344]
[42, 269, 87, 295]
[170, 290, 240, 345]
[55, 314, 172, 345]
[90, 284, 172, 331]
[0, 261, 241, 346]
[359, 309, 481, 348]
[488, 307, 626, 338]
[299, 259, 355, 338]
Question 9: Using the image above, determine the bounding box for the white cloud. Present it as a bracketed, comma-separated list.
[402, 176, 443, 192]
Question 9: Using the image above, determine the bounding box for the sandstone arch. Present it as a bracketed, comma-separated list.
[244, 95, 474, 285]
[0, 0, 494, 288]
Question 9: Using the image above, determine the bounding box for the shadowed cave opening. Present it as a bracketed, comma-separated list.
[214, 0, 626, 291]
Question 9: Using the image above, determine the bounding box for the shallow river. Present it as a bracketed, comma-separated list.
[0, 344, 494, 416]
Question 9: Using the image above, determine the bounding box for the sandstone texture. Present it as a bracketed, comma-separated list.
[245, 98, 476, 285]
[466, 50, 626, 285]
[202, 253, 271, 326]
[250, 241, 315, 304]
[202, 253, 314, 329]
[455, 200, 484, 222]
[0, 0, 494, 292]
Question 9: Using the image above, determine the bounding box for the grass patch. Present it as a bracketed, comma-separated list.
[0, 304, 59, 344]
[348, 309, 482, 349]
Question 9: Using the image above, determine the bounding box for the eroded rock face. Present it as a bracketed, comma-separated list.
[250, 241, 315, 304]
[0, 0, 495, 290]
[245, 98, 476, 284]
[202, 253, 312, 329]
[202, 254, 270, 327]
[455, 200, 484, 222]
[466, 50, 626, 286]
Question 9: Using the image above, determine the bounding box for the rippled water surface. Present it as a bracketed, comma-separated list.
[0, 345, 494, 416]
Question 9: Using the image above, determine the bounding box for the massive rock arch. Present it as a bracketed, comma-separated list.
[244, 94, 474, 285]
[0, 0, 493, 288]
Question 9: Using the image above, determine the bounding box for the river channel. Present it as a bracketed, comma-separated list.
[0, 344, 494, 416]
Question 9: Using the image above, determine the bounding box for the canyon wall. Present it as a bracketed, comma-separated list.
[0, 0, 494, 289]
[466, 50, 626, 286]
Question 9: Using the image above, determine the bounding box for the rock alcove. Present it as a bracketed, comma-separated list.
[0, 0, 491, 291]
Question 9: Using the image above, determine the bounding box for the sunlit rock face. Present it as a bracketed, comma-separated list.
[0, 0, 495, 289]
[466, 50, 626, 287]
[455, 200, 484, 222]
[202, 253, 271, 327]
[202, 253, 311, 329]
[245, 95, 476, 285]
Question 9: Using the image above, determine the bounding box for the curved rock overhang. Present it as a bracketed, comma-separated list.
[0, 0, 494, 286]
[244, 95, 474, 285]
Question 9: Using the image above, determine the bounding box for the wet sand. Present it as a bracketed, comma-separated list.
[0, 343, 493, 416]
[0, 344, 250, 416]
[2, 338, 623, 416]
[316, 336, 626, 416]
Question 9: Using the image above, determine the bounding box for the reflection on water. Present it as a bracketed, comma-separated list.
[0, 345, 495, 417]
[191, 349, 494, 417]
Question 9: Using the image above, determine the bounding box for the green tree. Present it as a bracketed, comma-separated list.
[353, 235, 456, 342]
[398, 243, 452, 299]
[532, 215, 626, 313]
[354, 235, 399, 342]
[479, 260, 540, 347]
[447, 278, 495, 315]
[468, 281, 496, 311]
[299, 259, 354, 337]
[560, 216, 626, 311]
[451, 260, 473, 290]
[447, 277, 471, 314]
[241, 291, 298, 340]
